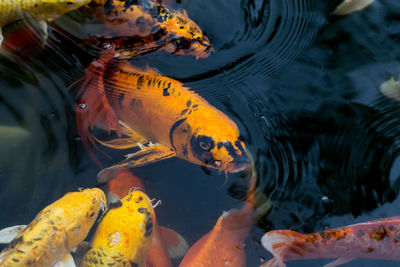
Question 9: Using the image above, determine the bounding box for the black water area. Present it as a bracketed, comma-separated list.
[0, 0, 400, 266]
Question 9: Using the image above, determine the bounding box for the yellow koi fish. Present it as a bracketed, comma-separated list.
[0, 0, 91, 45]
[80, 190, 155, 267]
[89, 0, 212, 59]
[0, 188, 106, 267]
[82, 59, 249, 182]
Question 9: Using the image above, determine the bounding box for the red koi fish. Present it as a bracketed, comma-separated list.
[106, 169, 189, 267]
[179, 171, 256, 267]
[261, 216, 400, 267]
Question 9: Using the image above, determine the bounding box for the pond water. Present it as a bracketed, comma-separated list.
[0, 0, 400, 266]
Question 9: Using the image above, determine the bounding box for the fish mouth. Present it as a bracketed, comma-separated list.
[226, 157, 251, 173]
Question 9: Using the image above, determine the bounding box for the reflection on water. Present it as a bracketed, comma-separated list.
[0, 0, 400, 266]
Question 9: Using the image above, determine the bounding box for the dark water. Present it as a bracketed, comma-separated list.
[0, 0, 400, 266]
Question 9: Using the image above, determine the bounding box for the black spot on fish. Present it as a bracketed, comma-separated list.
[144, 217, 153, 237]
[130, 262, 139, 267]
[174, 37, 191, 50]
[138, 207, 146, 213]
[123, 0, 138, 9]
[136, 16, 146, 33]
[190, 135, 216, 163]
[104, 0, 115, 14]
[118, 93, 125, 109]
[169, 118, 187, 151]
[180, 109, 188, 116]
[162, 82, 171, 96]
[109, 200, 123, 209]
[137, 75, 144, 87]
[136, 195, 143, 203]
[186, 100, 191, 107]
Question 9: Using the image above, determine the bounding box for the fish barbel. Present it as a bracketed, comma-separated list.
[261, 216, 400, 267]
[80, 190, 155, 267]
[0, 0, 91, 45]
[0, 188, 106, 267]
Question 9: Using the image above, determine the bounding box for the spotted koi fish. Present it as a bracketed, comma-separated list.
[80, 190, 155, 267]
[0, 0, 90, 45]
[0, 188, 106, 267]
[89, 0, 212, 59]
[261, 216, 400, 267]
[81, 58, 249, 182]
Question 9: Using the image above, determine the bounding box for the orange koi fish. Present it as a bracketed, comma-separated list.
[0, 188, 106, 267]
[89, 60, 249, 182]
[261, 216, 400, 267]
[80, 190, 155, 267]
[89, 0, 212, 59]
[179, 168, 256, 267]
[106, 169, 189, 267]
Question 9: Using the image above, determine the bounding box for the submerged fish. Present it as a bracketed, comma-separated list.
[0, 188, 106, 267]
[261, 216, 400, 267]
[179, 167, 256, 267]
[106, 169, 189, 267]
[89, 0, 212, 59]
[80, 190, 155, 267]
[85, 60, 249, 182]
[0, 0, 90, 45]
[380, 75, 400, 102]
[333, 0, 374, 15]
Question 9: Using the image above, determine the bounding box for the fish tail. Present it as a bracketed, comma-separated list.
[261, 230, 305, 267]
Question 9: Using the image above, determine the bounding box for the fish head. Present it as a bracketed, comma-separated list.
[171, 117, 250, 173]
[161, 8, 213, 59]
[37, 0, 91, 20]
[63, 188, 106, 248]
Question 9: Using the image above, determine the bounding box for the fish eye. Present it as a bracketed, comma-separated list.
[199, 141, 211, 151]
[174, 37, 191, 50]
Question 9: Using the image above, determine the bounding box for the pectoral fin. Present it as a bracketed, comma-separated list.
[53, 253, 76, 267]
[97, 144, 176, 183]
[323, 257, 355, 267]
[0, 225, 27, 243]
[94, 121, 149, 150]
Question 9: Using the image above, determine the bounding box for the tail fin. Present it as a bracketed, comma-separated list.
[261, 230, 304, 267]
[159, 226, 189, 259]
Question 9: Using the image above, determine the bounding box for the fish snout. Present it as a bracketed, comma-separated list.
[226, 154, 250, 173]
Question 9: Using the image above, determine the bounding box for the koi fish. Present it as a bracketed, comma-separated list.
[106, 169, 188, 267]
[0, 188, 106, 267]
[87, 59, 249, 182]
[333, 0, 374, 15]
[0, 0, 91, 45]
[179, 167, 256, 267]
[89, 0, 212, 59]
[260, 216, 400, 267]
[380, 74, 400, 102]
[80, 190, 155, 267]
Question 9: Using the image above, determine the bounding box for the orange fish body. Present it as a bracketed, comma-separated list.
[95, 61, 249, 182]
[261, 217, 400, 267]
[89, 0, 212, 58]
[179, 169, 256, 267]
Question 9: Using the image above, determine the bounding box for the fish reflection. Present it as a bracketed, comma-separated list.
[88, 0, 212, 59]
[261, 216, 400, 267]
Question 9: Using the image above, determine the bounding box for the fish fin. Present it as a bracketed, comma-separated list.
[323, 257, 356, 267]
[333, 0, 374, 15]
[38, 20, 48, 41]
[73, 59, 121, 166]
[261, 230, 304, 267]
[93, 121, 149, 150]
[53, 253, 76, 267]
[97, 144, 176, 183]
[0, 225, 27, 243]
[159, 226, 189, 259]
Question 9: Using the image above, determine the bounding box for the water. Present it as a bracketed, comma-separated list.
[0, 0, 400, 266]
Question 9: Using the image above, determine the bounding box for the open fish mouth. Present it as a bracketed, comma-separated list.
[226, 158, 251, 173]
